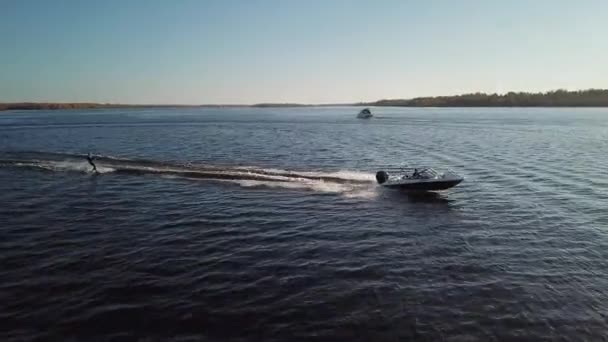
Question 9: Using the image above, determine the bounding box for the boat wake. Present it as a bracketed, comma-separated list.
[0, 151, 378, 198]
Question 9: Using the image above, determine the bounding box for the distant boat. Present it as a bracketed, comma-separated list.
[357, 108, 372, 119]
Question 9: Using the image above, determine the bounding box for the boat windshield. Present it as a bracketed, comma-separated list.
[419, 168, 439, 178]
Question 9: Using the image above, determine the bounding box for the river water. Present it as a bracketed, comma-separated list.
[1, 107, 607, 340]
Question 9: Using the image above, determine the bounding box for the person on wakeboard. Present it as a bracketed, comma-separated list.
[86, 153, 98, 173]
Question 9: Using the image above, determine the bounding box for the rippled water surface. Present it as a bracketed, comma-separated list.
[1, 107, 608, 341]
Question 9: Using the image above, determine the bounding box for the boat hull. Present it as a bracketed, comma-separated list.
[382, 178, 463, 191]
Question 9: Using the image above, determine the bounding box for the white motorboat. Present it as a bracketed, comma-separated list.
[357, 108, 373, 119]
[375, 167, 463, 191]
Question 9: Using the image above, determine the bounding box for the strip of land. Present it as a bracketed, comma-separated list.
[0, 103, 244, 111]
[361, 89, 608, 107]
[2, 89, 608, 111]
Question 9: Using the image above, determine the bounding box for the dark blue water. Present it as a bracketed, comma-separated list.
[1, 107, 608, 341]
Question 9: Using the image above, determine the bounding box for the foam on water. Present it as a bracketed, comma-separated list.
[224, 178, 379, 199]
[240, 167, 376, 182]
[0, 151, 376, 197]
[14, 160, 115, 174]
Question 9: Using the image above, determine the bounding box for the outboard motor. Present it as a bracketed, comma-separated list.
[376, 171, 389, 184]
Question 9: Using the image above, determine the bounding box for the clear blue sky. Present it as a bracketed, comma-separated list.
[1, 0, 607, 104]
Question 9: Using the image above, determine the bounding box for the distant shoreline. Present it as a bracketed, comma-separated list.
[0, 103, 347, 111]
[3, 89, 608, 111]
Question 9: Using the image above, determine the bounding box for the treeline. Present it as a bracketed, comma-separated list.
[252, 103, 310, 108]
[365, 89, 608, 107]
[0, 102, 110, 111]
[1, 102, 318, 111]
[0, 103, 245, 111]
[3, 89, 608, 110]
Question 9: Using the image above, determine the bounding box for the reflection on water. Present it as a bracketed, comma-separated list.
[392, 189, 451, 204]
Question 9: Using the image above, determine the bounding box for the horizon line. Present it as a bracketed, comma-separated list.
[1, 88, 607, 107]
